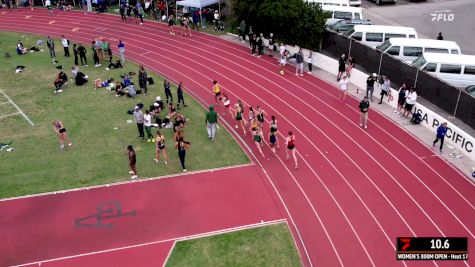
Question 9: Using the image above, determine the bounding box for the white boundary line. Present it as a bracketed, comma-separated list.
[0, 101, 11, 105]
[0, 112, 20, 119]
[161, 241, 176, 267]
[0, 89, 34, 126]
[0, 163, 254, 202]
[11, 219, 287, 267]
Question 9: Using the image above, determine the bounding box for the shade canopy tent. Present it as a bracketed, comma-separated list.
[175, 0, 221, 27]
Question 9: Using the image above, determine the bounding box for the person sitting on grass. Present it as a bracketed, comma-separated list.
[106, 59, 123, 70]
[53, 71, 68, 93]
[94, 78, 113, 90]
[173, 112, 187, 132]
[75, 71, 89, 86]
[125, 84, 137, 98]
[16, 40, 28, 55]
[115, 83, 126, 97]
[150, 102, 162, 127]
[70, 66, 79, 78]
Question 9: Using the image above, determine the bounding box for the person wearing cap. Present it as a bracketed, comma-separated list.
[133, 106, 145, 140]
[359, 96, 370, 129]
[206, 105, 218, 140]
[366, 73, 377, 102]
[433, 122, 447, 153]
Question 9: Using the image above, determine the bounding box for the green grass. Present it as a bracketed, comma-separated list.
[0, 31, 249, 198]
[166, 223, 302, 267]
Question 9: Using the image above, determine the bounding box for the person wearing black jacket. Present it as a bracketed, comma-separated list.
[267, 33, 275, 56]
[164, 80, 173, 103]
[293, 48, 304, 77]
[366, 73, 377, 102]
[250, 33, 257, 56]
[91, 41, 100, 67]
[77, 44, 87, 67]
[176, 82, 187, 109]
[138, 65, 148, 95]
[73, 44, 79, 66]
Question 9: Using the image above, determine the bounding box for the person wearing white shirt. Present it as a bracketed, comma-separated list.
[213, 10, 220, 31]
[378, 76, 390, 104]
[338, 75, 349, 102]
[402, 87, 418, 119]
[144, 110, 155, 143]
[61, 35, 70, 57]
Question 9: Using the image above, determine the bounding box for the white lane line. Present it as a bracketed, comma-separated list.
[0, 163, 254, 202]
[0, 112, 20, 119]
[0, 101, 10, 106]
[0, 89, 34, 126]
[12, 219, 287, 267]
[161, 241, 176, 267]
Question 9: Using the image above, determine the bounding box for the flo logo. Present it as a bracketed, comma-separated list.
[399, 238, 411, 251]
[431, 10, 455, 22]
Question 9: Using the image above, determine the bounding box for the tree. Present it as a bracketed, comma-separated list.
[232, 0, 329, 50]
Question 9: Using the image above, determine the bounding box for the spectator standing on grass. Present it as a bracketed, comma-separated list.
[138, 65, 148, 95]
[433, 122, 448, 153]
[137, 2, 144, 25]
[77, 43, 87, 67]
[337, 54, 346, 81]
[144, 110, 155, 143]
[394, 83, 407, 115]
[52, 120, 73, 149]
[126, 145, 138, 179]
[91, 41, 100, 67]
[294, 48, 305, 77]
[164, 79, 173, 103]
[134, 106, 145, 140]
[176, 136, 190, 172]
[366, 73, 377, 102]
[402, 87, 417, 119]
[61, 35, 70, 57]
[379, 76, 390, 104]
[206, 105, 218, 140]
[155, 130, 169, 164]
[437, 32, 444, 40]
[47, 36, 56, 62]
[177, 82, 187, 109]
[118, 40, 125, 63]
[359, 96, 370, 129]
[73, 43, 79, 66]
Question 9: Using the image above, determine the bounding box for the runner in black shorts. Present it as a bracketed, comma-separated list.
[168, 15, 175, 35]
[52, 120, 73, 149]
[234, 100, 247, 135]
[252, 126, 265, 158]
[269, 115, 279, 155]
[154, 130, 169, 165]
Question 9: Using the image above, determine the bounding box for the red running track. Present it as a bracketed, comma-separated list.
[0, 10, 474, 267]
[0, 165, 285, 266]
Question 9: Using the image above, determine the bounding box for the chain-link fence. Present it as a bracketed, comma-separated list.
[321, 31, 475, 129]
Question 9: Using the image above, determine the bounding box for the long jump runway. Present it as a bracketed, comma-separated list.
[0, 10, 474, 267]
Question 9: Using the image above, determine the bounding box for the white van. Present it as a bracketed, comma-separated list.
[412, 53, 475, 88]
[377, 38, 461, 62]
[322, 5, 363, 25]
[343, 25, 418, 48]
[306, 0, 350, 6]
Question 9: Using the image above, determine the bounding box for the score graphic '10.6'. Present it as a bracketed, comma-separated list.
[396, 237, 468, 261]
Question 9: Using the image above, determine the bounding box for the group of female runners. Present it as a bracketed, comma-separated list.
[168, 15, 192, 37]
[212, 81, 298, 169]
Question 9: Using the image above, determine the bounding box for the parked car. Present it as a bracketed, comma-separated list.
[349, 0, 362, 6]
[321, 5, 363, 25]
[327, 19, 372, 33]
[465, 85, 475, 96]
[369, 0, 396, 4]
